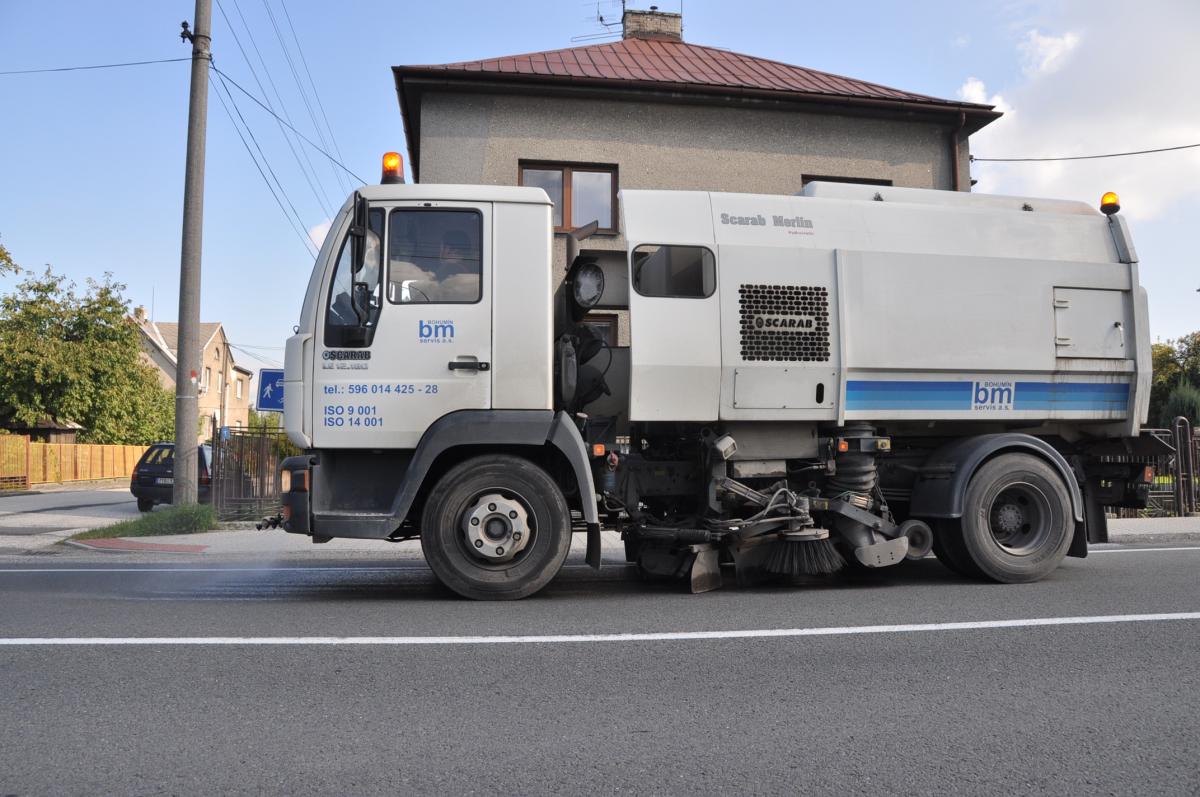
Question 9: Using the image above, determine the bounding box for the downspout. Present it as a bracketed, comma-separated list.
[951, 111, 966, 192]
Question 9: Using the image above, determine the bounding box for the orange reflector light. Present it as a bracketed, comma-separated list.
[1143, 465, 1155, 483]
[837, 439, 850, 453]
[592, 444, 607, 457]
[1100, 191, 1120, 215]
[382, 151, 404, 184]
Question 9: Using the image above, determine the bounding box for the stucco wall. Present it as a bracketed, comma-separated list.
[417, 91, 969, 342]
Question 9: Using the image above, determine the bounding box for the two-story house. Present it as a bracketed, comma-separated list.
[134, 307, 253, 440]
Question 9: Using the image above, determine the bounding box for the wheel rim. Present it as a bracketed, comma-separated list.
[459, 491, 534, 566]
[987, 481, 1053, 555]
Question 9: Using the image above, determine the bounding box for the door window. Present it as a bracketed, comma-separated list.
[324, 208, 384, 347]
[387, 209, 483, 304]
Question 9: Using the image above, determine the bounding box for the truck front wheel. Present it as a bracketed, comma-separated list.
[419, 455, 573, 600]
[957, 453, 1074, 583]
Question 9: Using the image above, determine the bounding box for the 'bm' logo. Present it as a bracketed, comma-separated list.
[974, 381, 1014, 410]
[419, 320, 455, 343]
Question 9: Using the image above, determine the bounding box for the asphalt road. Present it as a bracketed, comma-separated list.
[2, 546, 1198, 796]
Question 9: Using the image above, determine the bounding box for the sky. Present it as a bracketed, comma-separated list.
[1, 0, 1196, 388]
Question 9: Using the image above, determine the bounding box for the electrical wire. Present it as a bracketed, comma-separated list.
[229, 343, 283, 367]
[211, 69, 318, 257]
[215, 0, 334, 218]
[0, 57, 190, 75]
[211, 65, 366, 184]
[260, 0, 352, 195]
[278, 0, 351, 196]
[971, 143, 1200, 163]
[212, 66, 316, 256]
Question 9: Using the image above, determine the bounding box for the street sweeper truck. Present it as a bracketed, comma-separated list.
[275, 154, 1160, 599]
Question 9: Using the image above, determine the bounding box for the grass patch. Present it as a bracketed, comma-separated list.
[70, 504, 218, 541]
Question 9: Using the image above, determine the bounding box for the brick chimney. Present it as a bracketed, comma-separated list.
[622, 6, 682, 41]
[133, 305, 147, 323]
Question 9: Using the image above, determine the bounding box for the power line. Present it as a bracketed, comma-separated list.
[211, 69, 317, 257]
[212, 67, 316, 256]
[972, 142, 1200, 163]
[229, 0, 341, 211]
[229, 343, 282, 367]
[260, 0, 352, 195]
[278, 0, 351, 197]
[214, 0, 335, 218]
[0, 57, 190, 75]
[211, 64, 366, 184]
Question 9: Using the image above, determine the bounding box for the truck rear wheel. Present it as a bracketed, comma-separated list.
[419, 455, 572, 600]
[958, 453, 1073, 583]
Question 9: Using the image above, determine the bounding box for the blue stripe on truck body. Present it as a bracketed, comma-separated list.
[845, 380, 1129, 412]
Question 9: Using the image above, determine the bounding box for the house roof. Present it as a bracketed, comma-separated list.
[394, 37, 999, 180]
[152, 322, 222, 356]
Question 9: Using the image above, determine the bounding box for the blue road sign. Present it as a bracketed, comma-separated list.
[257, 369, 285, 412]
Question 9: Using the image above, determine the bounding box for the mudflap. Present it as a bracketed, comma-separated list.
[688, 544, 722, 594]
[585, 523, 602, 569]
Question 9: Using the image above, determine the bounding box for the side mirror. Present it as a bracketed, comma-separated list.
[349, 192, 368, 274]
[351, 281, 371, 326]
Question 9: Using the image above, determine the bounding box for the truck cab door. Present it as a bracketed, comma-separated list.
[313, 201, 492, 449]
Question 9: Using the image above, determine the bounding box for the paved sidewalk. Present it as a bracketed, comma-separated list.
[1107, 516, 1200, 544]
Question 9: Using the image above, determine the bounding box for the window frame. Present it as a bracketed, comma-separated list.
[518, 161, 619, 235]
[385, 207, 485, 306]
[631, 243, 718, 300]
[322, 207, 385, 348]
[801, 174, 893, 187]
[580, 312, 619, 346]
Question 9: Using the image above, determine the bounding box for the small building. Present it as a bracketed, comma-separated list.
[394, 7, 1000, 342]
[133, 308, 253, 439]
[0, 415, 83, 444]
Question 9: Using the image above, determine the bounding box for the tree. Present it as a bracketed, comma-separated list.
[1162, 382, 1200, 427]
[0, 236, 15, 276]
[1149, 335, 1200, 427]
[0, 262, 175, 444]
[247, 407, 282, 431]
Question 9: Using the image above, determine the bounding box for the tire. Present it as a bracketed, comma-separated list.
[931, 519, 982, 578]
[958, 453, 1074, 583]
[137, 498, 154, 513]
[419, 455, 573, 600]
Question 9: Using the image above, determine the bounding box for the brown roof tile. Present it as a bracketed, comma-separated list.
[399, 37, 980, 109]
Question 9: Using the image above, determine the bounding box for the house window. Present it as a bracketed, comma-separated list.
[801, 174, 893, 187]
[580, 313, 618, 346]
[204, 367, 212, 390]
[236, 378, 244, 400]
[519, 162, 618, 233]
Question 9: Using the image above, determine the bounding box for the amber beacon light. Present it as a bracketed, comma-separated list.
[1100, 191, 1120, 215]
[381, 152, 404, 184]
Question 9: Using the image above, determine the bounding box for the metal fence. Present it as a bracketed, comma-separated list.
[211, 428, 298, 521]
[0, 436, 147, 491]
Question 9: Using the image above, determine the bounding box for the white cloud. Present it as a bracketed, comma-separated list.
[952, 33, 971, 49]
[1018, 29, 1081, 75]
[307, 218, 332, 249]
[966, 2, 1200, 220]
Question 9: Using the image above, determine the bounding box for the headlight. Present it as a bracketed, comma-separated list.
[280, 470, 291, 492]
[572, 262, 605, 309]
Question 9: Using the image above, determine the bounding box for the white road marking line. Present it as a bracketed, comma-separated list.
[1089, 546, 1200, 554]
[0, 564, 616, 574]
[3, 612, 1199, 646]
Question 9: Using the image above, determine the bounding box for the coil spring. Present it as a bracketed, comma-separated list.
[826, 423, 877, 509]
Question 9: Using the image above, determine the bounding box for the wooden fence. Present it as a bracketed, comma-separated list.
[0, 435, 147, 490]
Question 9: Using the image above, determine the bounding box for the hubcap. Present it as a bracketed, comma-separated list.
[988, 482, 1052, 555]
[463, 493, 531, 563]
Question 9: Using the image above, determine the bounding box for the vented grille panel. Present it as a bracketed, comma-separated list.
[739, 284, 830, 362]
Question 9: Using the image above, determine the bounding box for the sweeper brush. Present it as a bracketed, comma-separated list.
[763, 529, 844, 576]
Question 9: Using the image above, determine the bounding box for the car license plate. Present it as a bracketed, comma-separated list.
[156, 477, 174, 485]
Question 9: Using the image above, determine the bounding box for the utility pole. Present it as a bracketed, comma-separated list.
[173, 0, 211, 506]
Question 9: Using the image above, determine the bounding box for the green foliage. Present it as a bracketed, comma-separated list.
[0, 259, 175, 444]
[247, 406, 282, 431]
[69, 503, 217, 540]
[1150, 335, 1200, 427]
[0, 236, 15, 276]
[1162, 381, 1200, 427]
